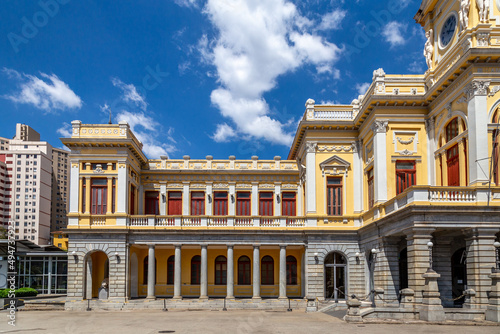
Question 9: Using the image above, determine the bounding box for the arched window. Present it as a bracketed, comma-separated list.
[286, 255, 297, 285]
[191, 255, 201, 285]
[261, 255, 274, 285]
[167, 255, 175, 285]
[215, 256, 227, 285]
[238, 256, 251, 285]
[143, 256, 157, 284]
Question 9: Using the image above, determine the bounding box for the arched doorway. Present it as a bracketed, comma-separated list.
[451, 247, 467, 306]
[85, 250, 109, 299]
[324, 252, 347, 300]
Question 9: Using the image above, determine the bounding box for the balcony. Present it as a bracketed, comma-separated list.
[363, 186, 497, 225]
[89, 215, 308, 228]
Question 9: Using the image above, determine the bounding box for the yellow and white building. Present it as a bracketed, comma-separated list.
[63, 0, 500, 319]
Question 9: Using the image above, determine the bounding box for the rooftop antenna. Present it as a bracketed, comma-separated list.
[108, 108, 112, 125]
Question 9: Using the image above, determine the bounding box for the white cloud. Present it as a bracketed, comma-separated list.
[111, 77, 147, 111]
[211, 123, 237, 142]
[174, 0, 199, 8]
[200, 0, 342, 145]
[2, 68, 82, 112]
[318, 10, 346, 31]
[382, 21, 407, 48]
[408, 60, 424, 73]
[355, 82, 370, 95]
[56, 122, 72, 138]
[116, 110, 176, 158]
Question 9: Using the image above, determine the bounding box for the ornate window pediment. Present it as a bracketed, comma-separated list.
[319, 155, 351, 177]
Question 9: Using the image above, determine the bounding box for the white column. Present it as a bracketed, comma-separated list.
[147, 245, 155, 299]
[251, 183, 258, 216]
[305, 142, 317, 213]
[252, 245, 261, 300]
[117, 161, 128, 224]
[274, 184, 281, 216]
[69, 161, 79, 214]
[227, 245, 234, 299]
[466, 80, 490, 185]
[297, 182, 303, 217]
[279, 245, 287, 299]
[160, 184, 166, 215]
[173, 244, 182, 299]
[200, 244, 208, 299]
[425, 117, 436, 186]
[206, 183, 212, 216]
[228, 183, 235, 216]
[47, 256, 52, 295]
[372, 120, 388, 203]
[182, 182, 190, 215]
[352, 141, 363, 213]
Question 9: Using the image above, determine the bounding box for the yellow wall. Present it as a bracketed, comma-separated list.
[132, 246, 303, 298]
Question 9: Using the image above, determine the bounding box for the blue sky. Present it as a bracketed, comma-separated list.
[0, 0, 425, 160]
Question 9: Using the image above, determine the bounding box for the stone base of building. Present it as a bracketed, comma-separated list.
[64, 298, 307, 311]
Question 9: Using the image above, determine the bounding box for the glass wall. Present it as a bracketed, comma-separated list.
[17, 256, 67, 294]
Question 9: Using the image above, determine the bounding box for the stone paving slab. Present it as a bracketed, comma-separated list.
[0, 310, 498, 334]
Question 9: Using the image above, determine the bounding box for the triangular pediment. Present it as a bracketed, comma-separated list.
[319, 155, 351, 169]
[319, 155, 351, 177]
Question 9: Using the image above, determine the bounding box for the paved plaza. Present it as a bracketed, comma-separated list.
[0, 310, 498, 334]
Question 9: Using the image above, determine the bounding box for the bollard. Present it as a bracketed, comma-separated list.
[86, 299, 91, 311]
[287, 298, 292, 312]
[223, 298, 227, 311]
[163, 299, 168, 311]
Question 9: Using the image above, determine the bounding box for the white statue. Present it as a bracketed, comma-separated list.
[424, 29, 434, 70]
[459, 0, 470, 31]
[476, 0, 490, 23]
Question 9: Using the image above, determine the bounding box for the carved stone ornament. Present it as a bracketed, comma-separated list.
[167, 183, 183, 188]
[456, 95, 468, 104]
[477, 32, 490, 47]
[371, 120, 388, 133]
[424, 29, 434, 70]
[459, 0, 470, 32]
[213, 183, 228, 189]
[465, 80, 490, 100]
[317, 145, 353, 153]
[397, 137, 414, 145]
[425, 117, 435, 131]
[237, 184, 252, 188]
[400, 149, 414, 156]
[259, 184, 274, 189]
[476, 0, 490, 23]
[190, 183, 206, 188]
[282, 184, 298, 189]
[372, 68, 385, 80]
[489, 85, 500, 97]
[93, 164, 105, 174]
[305, 142, 317, 153]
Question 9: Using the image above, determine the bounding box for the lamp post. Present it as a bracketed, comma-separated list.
[426, 241, 435, 273]
[370, 248, 379, 307]
[494, 241, 500, 273]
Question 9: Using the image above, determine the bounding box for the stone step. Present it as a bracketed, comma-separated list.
[23, 301, 65, 311]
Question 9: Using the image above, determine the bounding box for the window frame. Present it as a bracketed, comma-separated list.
[214, 255, 227, 285]
[259, 192, 273, 216]
[261, 255, 274, 285]
[237, 256, 251, 285]
[395, 160, 416, 195]
[326, 177, 342, 216]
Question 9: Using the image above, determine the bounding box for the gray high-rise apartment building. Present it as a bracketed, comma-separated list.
[0, 124, 69, 245]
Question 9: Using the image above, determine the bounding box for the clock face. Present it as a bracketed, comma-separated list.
[440, 15, 457, 48]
